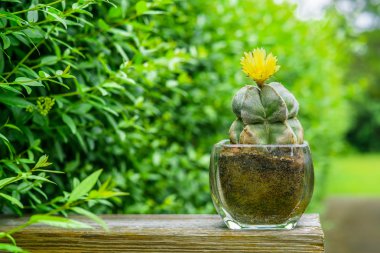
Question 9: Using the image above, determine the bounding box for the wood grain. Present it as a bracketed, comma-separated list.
[0, 214, 324, 252]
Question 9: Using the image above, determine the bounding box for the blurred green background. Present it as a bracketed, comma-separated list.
[0, 0, 379, 218]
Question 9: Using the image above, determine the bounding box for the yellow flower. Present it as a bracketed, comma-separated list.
[240, 48, 280, 87]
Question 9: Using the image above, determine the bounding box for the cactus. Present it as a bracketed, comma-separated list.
[229, 48, 303, 144]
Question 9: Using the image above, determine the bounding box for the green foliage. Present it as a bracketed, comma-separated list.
[0, 0, 350, 222]
[332, 0, 380, 152]
[68, 169, 102, 203]
[0, 243, 25, 253]
[0, 0, 125, 211]
[230, 82, 303, 144]
[347, 101, 380, 151]
[0, 1, 126, 250]
[0, 163, 125, 251]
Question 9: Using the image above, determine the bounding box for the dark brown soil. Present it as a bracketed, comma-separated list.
[218, 147, 312, 224]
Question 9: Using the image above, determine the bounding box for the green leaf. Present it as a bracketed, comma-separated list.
[0, 133, 10, 144]
[0, 49, 3, 74]
[98, 19, 110, 31]
[28, 175, 55, 184]
[0, 193, 23, 208]
[0, 135, 15, 156]
[27, 4, 38, 23]
[71, 207, 109, 231]
[0, 85, 22, 94]
[12, 32, 30, 47]
[98, 177, 111, 192]
[34, 169, 64, 174]
[22, 85, 32, 94]
[0, 33, 10, 49]
[0, 11, 23, 26]
[75, 132, 87, 152]
[33, 155, 52, 169]
[40, 56, 58, 65]
[96, 86, 108, 96]
[136, 1, 148, 15]
[61, 74, 75, 79]
[45, 9, 67, 29]
[2, 234, 16, 247]
[22, 28, 44, 39]
[142, 10, 165, 16]
[68, 169, 102, 203]
[29, 215, 93, 229]
[63, 65, 71, 74]
[62, 114, 77, 134]
[14, 77, 43, 87]
[70, 104, 92, 115]
[33, 187, 48, 200]
[18, 158, 34, 163]
[0, 243, 25, 253]
[38, 71, 50, 78]
[2, 160, 20, 173]
[3, 124, 22, 132]
[0, 95, 34, 108]
[103, 82, 124, 90]
[0, 177, 18, 189]
[88, 190, 129, 199]
[113, 43, 129, 61]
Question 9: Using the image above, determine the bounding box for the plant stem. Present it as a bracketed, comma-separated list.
[4, 20, 56, 34]
[4, 24, 57, 81]
[0, 0, 64, 18]
[3, 221, 33, 236]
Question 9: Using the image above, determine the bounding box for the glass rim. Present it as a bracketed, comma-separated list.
[216, 139, 309, 148]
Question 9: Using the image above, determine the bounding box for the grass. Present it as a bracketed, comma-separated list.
[326, 153, 380, 195]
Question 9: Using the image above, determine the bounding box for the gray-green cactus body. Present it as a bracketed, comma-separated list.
[229, 82, 303, 144]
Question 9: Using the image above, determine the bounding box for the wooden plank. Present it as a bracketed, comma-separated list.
[0, 214, 324, 252]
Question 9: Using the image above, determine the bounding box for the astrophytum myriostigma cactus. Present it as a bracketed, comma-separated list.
[229, 48, 303, 145]
[210, 48, 313, 230]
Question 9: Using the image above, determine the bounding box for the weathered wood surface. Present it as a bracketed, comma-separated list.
[0, 214, 324, 252]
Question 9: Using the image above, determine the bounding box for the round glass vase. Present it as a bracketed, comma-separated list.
[209, 140, 314, 230]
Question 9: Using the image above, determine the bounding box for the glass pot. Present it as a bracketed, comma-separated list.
[209, 140, 314, 230]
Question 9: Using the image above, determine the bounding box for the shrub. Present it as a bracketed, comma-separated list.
[0, 3, 127, 250]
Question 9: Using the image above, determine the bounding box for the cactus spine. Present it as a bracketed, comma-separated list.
[230, 48, 303, 144]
